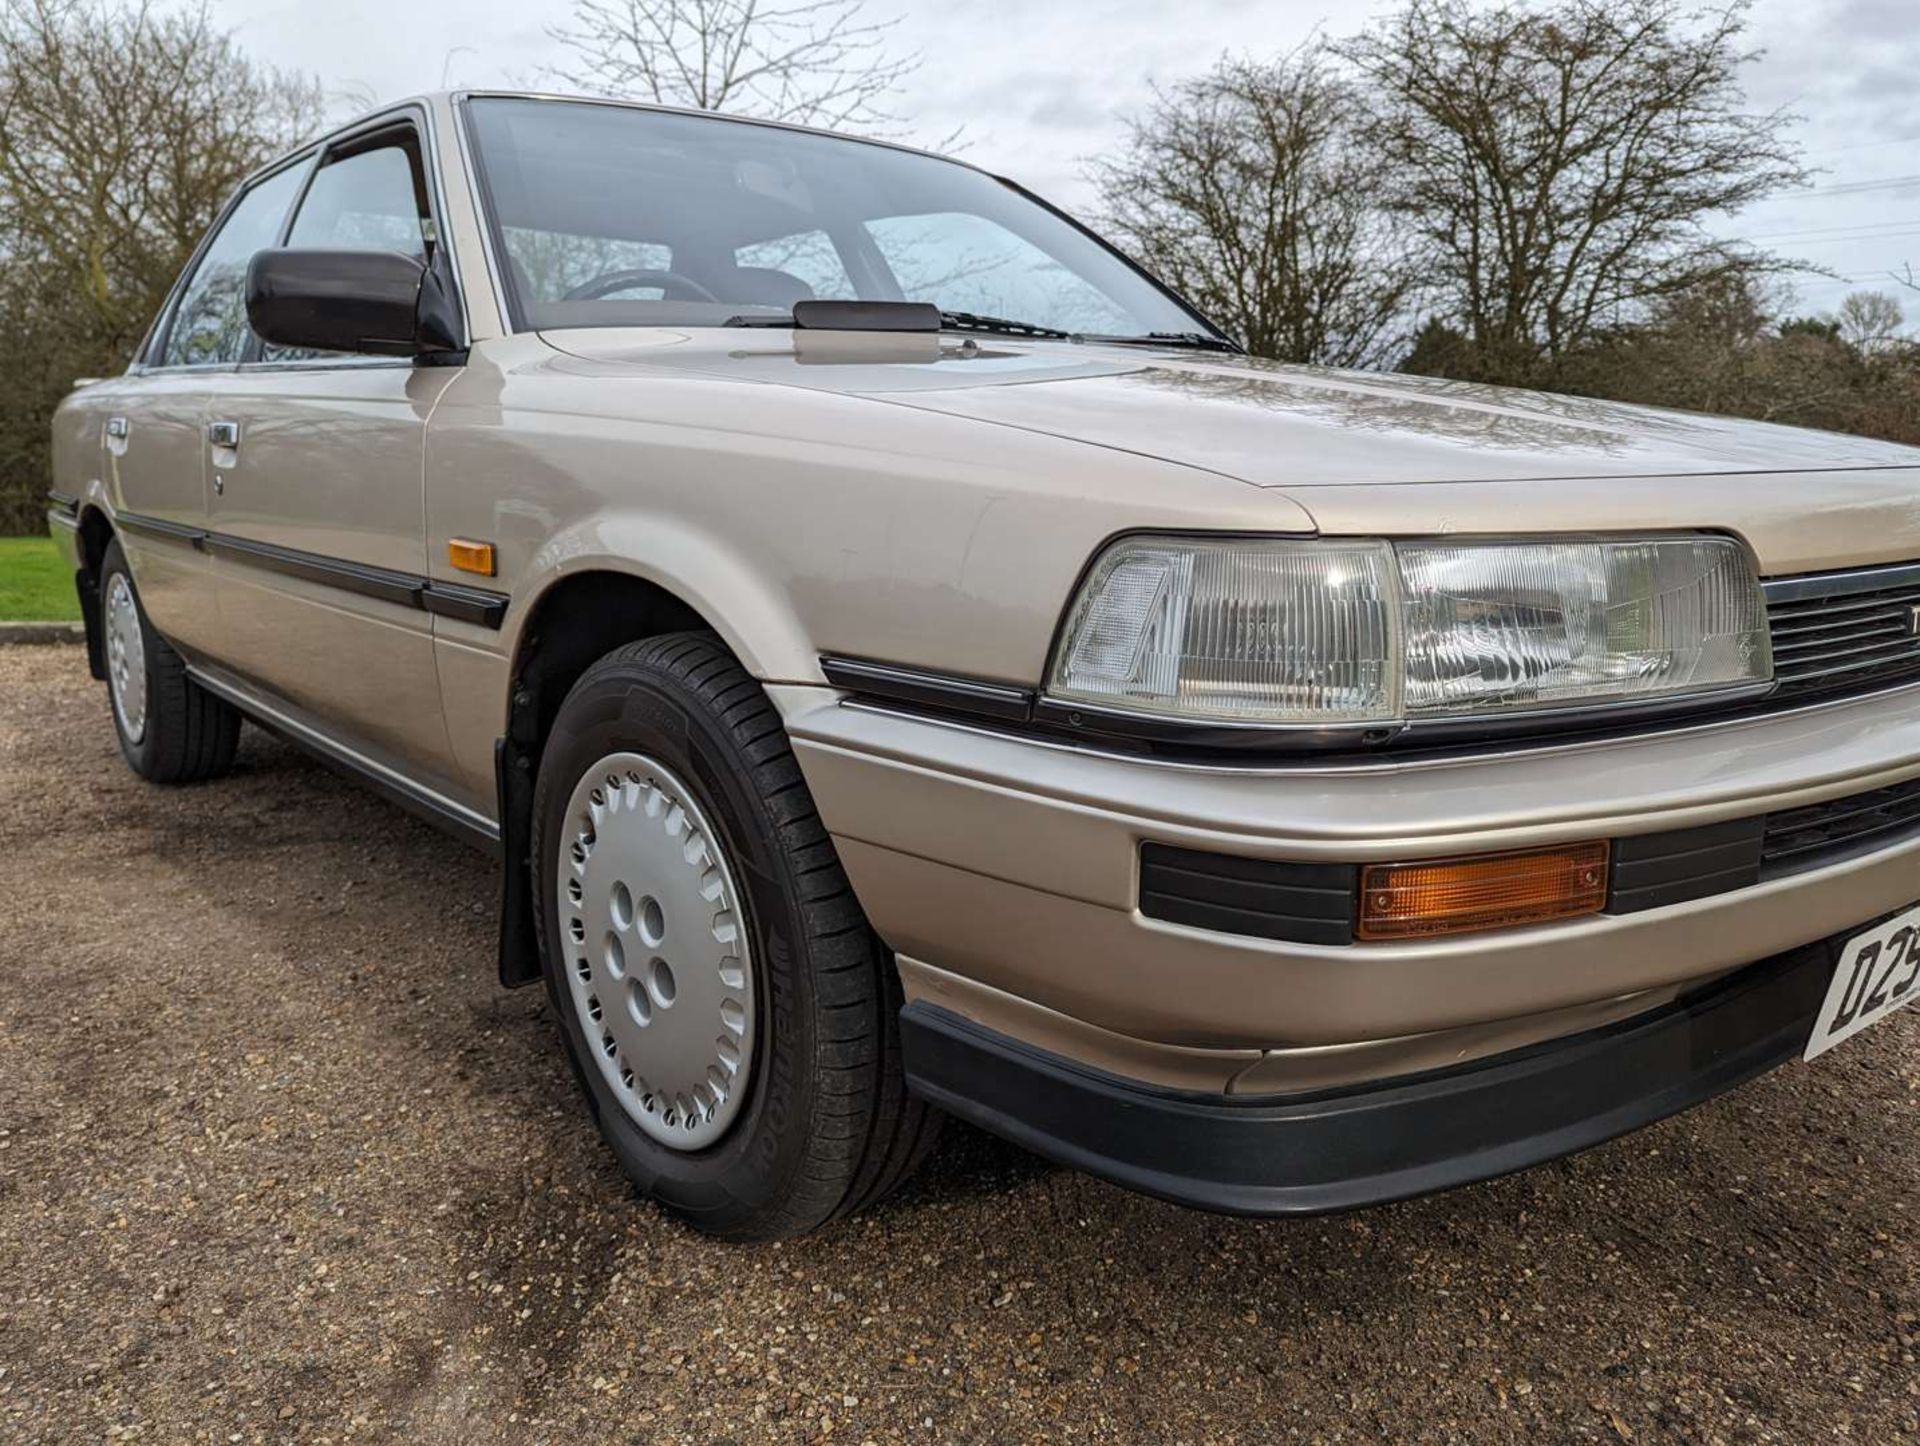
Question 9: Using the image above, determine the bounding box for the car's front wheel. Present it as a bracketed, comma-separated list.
[530, 632, 940, 1240]
[99, 539, 240, 784]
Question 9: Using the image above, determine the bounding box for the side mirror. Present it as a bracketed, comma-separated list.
[245, 248, 465, 358]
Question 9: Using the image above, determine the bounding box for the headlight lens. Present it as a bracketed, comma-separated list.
[1047, 535, 1770, 728]
[1397, 539, 1771, 715]
[1052, 537, 1400, 722]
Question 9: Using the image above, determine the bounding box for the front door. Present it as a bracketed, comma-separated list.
[108, 160, 312, 656]
[203, 118, 463, 791]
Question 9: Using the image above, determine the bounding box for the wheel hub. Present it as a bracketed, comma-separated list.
[556, 752, 755, 1151]
[104, 571, 147, 745]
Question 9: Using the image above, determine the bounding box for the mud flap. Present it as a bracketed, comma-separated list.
[495, 728, 542, 989]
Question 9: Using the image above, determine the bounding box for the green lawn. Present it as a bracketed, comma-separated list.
[0, 535, 80, 621]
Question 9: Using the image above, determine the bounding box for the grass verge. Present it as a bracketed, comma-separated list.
[0, 535, 80, 621]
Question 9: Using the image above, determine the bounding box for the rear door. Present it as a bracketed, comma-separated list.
[202, 115, 463, 790]
[108, 162, 308, 656]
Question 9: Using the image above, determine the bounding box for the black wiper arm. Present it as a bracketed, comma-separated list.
[724, 302, 1075, 341]
[722, 310, 1233, 352]
[938, 310, 1074, 340]
[1085, 330, 1243, 354]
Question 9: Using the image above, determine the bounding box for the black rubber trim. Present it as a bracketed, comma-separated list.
[114, 514, 510, 629]
[826, 652, 1840, 760]
[46, 491, 78, 517]
[205, 532, 424, 608]
[1140, 843, 1357, 946]
[899, 938, 1839, 1217]
[422, 580, 510, 627]
[117, 511, 208, 549]
[822, 656, 1034, 722]
[1608, 818, 1765, 914]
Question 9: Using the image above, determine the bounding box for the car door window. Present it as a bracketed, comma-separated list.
[158, 164, 306, 368]
[285, 138, 428, 254]
[262, 133, 431, 362]
[865, 212, 1135, 335]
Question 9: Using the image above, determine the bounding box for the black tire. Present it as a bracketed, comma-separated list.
[530, 632, 941, 1240]
[99, 539, 240, 784]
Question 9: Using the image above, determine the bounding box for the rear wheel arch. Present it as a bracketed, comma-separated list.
[96, 536, 240, 784]
[75, 505, 115, 680]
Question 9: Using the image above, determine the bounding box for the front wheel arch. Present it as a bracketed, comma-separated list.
[496, 570, 722, 988]
[526, 631, 938, 1237]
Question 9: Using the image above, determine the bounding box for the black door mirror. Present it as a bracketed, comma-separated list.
[245, 248, 465, 358]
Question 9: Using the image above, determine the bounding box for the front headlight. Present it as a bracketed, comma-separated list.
[1047, 534, 1771, 729]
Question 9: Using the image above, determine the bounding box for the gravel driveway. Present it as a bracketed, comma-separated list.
[2, 643, 1916, 1444]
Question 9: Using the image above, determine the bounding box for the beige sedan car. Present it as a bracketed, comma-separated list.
[47, 91, 1920, 1238]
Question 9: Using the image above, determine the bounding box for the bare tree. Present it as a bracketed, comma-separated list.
[1091, 47, 1415, 368]
[543, 0, 917, 134]
[1338, 0, 1807, 383]
[1837, 291, 1905, 354]
[0, 0, 322, 531]
[0, 0, 322, 352]
[1542, 270, 1920, 447]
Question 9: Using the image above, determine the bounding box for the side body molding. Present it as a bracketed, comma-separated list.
[114, 510, 509, 628]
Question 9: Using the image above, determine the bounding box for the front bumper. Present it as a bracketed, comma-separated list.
[780, 677, 1920, 1094]
[900, 934, 1839, 1215]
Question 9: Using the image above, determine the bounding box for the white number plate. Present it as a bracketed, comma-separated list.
[1806, 904, 1920, 1061]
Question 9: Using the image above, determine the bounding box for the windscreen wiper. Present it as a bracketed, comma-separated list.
[936, 309, 1073, 340]
[724, 300, 1075, 340]
[723, 305, 1235, 351]
[1085, 330, 1244, 354]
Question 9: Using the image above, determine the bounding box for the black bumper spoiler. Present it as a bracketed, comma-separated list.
[900, 938, 1839, 1216]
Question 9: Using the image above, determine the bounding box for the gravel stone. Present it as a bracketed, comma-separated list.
[2, 644, 1917, 1442]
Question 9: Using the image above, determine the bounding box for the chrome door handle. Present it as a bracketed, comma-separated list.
[207, 420, 241, 448]
[105, 416, 129, 439]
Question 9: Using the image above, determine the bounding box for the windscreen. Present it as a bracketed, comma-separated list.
[464, 97, 1209, 338]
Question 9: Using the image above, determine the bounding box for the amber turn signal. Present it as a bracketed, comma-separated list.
[1357, 842, 1610, 941]
[447, 538, 496, 577]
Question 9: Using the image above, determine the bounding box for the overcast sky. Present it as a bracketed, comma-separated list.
[214, 0, 1920, 320]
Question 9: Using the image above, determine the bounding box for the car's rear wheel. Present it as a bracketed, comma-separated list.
[99, 539, 240, 784]
[530, 632, 940, 1240]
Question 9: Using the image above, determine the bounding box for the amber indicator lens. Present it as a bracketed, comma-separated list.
[1358, 842, 1610, 941]
[447, 538, 496, 577]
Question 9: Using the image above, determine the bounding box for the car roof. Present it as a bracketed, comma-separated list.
[247, 88, 980, 194]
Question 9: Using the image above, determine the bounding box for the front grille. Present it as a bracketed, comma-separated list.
[1764, 776, 1920, 874]
[1766, 564, 1920, 700]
